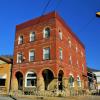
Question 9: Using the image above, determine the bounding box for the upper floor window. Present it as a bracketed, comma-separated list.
[76, 46, 78, 53]
[81, 51, 83, 57]
[43, 27, 50, 38]
[69, 56, 72, 65]
[43, 47, 50, 60]
[59, 30, 62, 40]
[17, 53, 23, 63]
[29, 50, 35, 62]
[59, 48, 63, 60]
[18, 35, 23, 45]
[68, 39, 71, 48]
[30, 32, 35, 42]
[76, 60, 79, 65]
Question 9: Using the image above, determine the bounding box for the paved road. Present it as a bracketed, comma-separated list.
[0, 95, 100, 100]
[0, 96, 13, 100]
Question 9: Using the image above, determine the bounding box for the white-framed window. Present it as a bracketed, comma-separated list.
[76, 59, 79, 65]
[81, 51, 83, 57]
[77, 76, 81, 87]
[29, 50, 35, 62]
[69, 56, 72, 65]
[17, 53, 23, 63]
[76, 46, 78, 53]
[59, 48, 63, 60]
[69, 75, 74, 87]
[59, 30, 62, 40]
[43, 47, 50, 60]
[18, 35, 23, 44]
[30, 32, 35, 42]
[25, 72, 37, 87]
[43, 27, 50, 38]
[68, 39, 71, 48]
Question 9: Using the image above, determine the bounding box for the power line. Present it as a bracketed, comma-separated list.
[55, 0, 63, 11]
[78, 16, 96, 33]
[41, 0, 52, 16]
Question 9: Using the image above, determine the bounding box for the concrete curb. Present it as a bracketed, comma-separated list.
[8, 95, 17, 100]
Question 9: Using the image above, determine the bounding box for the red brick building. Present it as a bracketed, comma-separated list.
[11, 11, 88, 96]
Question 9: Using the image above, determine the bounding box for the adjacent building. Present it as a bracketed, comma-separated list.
[0, 56, 13, 94]
[87, 67, 97, 90]
[93, 71, 100, 90]
[11, 11, 88, 96]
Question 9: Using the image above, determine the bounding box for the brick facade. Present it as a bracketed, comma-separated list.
[12, 11, 88, 96]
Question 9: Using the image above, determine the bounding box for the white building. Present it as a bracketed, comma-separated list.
[93, 71, 100, 90]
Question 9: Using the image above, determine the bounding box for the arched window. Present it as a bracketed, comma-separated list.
[69, 75, 74, 87]
[25, 72, 37, 87]
[43, 27, 50, 38]
[18, 35, 23, 44]
[77, 76, 81, 87]
[30, 32, 35, 42]
[59, 30, 62, 40]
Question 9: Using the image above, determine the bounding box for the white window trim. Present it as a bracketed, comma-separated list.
[18, 36, 23, 45]
[43, 48, 50, 60]
[59, 31, 62, 40]
[43, 27, 50, 39]
[25, 72, 37, 87]
[77, 76, 81, 87]
[29, 50, 35, 62]
[59, 48, 63, 60]
[69, 56, 72, 64]
[17, 53, 23, 63]
[30, 32, 35, 42]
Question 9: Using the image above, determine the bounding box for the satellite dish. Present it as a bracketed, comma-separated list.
[96, 12, 100, 17]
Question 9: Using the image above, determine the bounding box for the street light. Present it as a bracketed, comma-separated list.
[96, 12, 100, 17]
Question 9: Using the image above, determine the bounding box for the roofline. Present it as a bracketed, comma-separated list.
[0, 57, 13, 64]
[16, 11, 85, 49]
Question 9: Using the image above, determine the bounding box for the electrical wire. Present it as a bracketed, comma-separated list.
[78, 16, 96, 33]
[41, 0, 52, 16]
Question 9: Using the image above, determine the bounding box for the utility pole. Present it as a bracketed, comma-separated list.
[96, 12, 100, 17]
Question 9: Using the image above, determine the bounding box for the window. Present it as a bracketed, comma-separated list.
[69, 56, 72, 65]
[59, 30, 62, 40]
[0, 79, 5, 86]
[43, 27, 50, 38]
[29, 50, 35, 62]
[77, 76, 81, 87]
[25, 72, 37, 87]
[76, 60, 79, 65]
[30, 32, 35, 42]
[69, 75, 74, 87]
[76, 46, 78, 53]
[18, 36, 23, 44]
[81, 51, 83, 57]
[59, 48, 63, 60]
[17, 53, 23, 63]
[43, 47, 50, 60]
[68, 39, 71, 48]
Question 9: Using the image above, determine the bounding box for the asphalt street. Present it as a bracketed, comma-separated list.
[0, 96, 13, 100]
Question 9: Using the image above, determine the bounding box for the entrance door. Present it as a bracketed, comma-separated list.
[15, 71, 23, 90]
[58, 70, 64, 90]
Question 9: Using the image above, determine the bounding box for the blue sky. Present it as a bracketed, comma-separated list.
[0, 0, 100, 70]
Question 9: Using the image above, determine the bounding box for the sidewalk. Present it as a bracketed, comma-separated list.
[14, 95, 100, 100]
